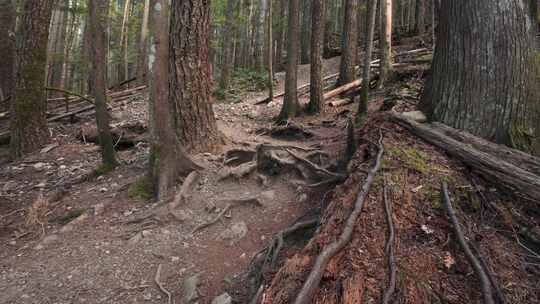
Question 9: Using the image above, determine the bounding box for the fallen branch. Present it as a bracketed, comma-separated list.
[293, 131, 385, 304]
[44, 87, 95, 104]
[323, 78, 363, 100]
[154, 264, 173, 304]
[381, 179, 397, 304]
[391, 111, 540, 202]
[441, 182, 495, 304]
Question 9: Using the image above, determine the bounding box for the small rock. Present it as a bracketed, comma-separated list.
[171, 256, 180, 262]
[211, 293, 232, 304]
[36, 182, 46, 188]
[141, 230, 152, 237]
[99, 187, 108, 193]
[123, 210, 133, 217]
[182, 275, 200, 304]
[94, 203, 105, 216]
[402, 111, 427, 123]
[33, 162, 46, 170]
[259, 190, 275, 204]
[297, 193, 308, 203]
[219, 221, 248, 242]
[170, 209, 190, 222]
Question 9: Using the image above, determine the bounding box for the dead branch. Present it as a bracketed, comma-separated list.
[381, 179, 397, 304]
[154, 264, 173, 304]
[44, 87, 95, 104]
[293, 131, 385, 304]
[441, 182, 495, 304]
[323, 78, 363, 101]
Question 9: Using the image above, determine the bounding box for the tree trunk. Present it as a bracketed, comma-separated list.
[220, 0, 236, 90]
[136, 0, 150, 86]
[170, 0, 221, 152]
[0, 0, 15, 101]
[266, 0, 273, 102]
[337, 0, 359, 86]
[274, 0, 286, 71]
[420, 0, 539, 155]
[89, 0, 118, 169]
[299, 0, 311, 64]
[47, 0, 68, 98]
[307, 0, 324, 114]
[414, 0, 425, 35]
[148, 0, 199, 200]
[356, 0, 378, 124]
[119, 0, 131, 83]
[10, 0, 54, 158]
[377, 0, 393, 87]
[277, 0, 300, 122]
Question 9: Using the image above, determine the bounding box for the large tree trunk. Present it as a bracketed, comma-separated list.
[136, 0, 150, 86]
[420, 0, 540, 155]
[220, 0, 236, 90]
[89, 0, 118, 169]
[170, 0, 221, 152]
[277, 0, 300, 122]
[337, 0, 359, 86]
[274, 0, 286, 71]
[47, 0, 68, 98]
[307, 0, 324, 114]
[148, 0, 199, 200]
[0, 0, 15, 101]
[299, 0, 311, 64]
[10, 0, 54, 158]
[377, 0, 393, 87]
[414, 0, 425, 35]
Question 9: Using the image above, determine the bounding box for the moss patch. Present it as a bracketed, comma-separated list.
[128, 177, 154, 201]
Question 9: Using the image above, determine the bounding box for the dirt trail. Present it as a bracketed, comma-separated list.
[0, 56, 346, 304]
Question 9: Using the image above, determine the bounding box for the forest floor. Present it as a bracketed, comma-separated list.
[1, 39, 539, 304]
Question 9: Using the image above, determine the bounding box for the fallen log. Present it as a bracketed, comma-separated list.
[323, 78, 363, 100]
[391, 111, 540, 202]
[293, 131, 384, 304]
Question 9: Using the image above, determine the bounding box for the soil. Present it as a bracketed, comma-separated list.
[1, 39, 539, 304]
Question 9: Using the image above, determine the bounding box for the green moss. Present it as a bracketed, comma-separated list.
[50, 209, 86, 225]
[387, 146, 430, 174]
[94, 162, 116, 176]
[128, 177, 154, 201]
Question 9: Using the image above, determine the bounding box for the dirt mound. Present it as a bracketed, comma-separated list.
[258, 115, 539, 304]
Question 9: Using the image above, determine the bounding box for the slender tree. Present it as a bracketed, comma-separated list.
[337, 0, 359, 86]
[220, 0, 236, 90]
[277, 0, 300, 122]
[274, 0, 286, 71]
[119, 0, 131, 83]
[266, 0, 273, 102]
[420, 0, 539, 154]
[377, 0, 393, 87]
[356, 0, 378, 125]
[89, 0, 118, 169]
[299, 0, 311, 64]
[148, 0, 199, 200]
[0, 0, 15, 101]
[414, 0, 425, 35]
[136, 0, 150, 85]
[10, 0, 55, 157]
[170, 0, 221, 152]
[307, 0, 324, 114]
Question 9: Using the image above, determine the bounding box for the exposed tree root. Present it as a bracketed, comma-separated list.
[154, 264, 173, 304]
[381, 179, 397, 304]
[293, 131, 385, 304]
[170, 171, 199, 209]
[441, 182, 495, 304]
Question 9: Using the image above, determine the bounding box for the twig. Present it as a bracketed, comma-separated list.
[293, 130, 385, 304]
[441, 182, 495, 304]
[191, 204, 232, 234]
[381, 178, 397, 304]
[0, 208, 25, 220]
[154, 264, 173, 304]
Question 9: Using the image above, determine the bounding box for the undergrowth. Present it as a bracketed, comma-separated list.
[213, 68, 270, 103]
[128, 177, 154, 201]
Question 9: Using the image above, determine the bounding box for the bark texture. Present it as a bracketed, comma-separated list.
[307, 0, 324, 114]
[89, 0, 118, 168]
[378, 0, 393, 87]
[337, 0, 359, 86]
[220, 0, 235, 90]
[170, 0, 221, 152]
[10, 0, 54, 157]
[277, 0, 300, 122]
[0, 0, 15, 100]
[420, 0, 540, 155]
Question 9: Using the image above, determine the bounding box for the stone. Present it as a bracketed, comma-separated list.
[33, 162, 46, 170]
[211, 293, 232, 304]
[259, 190, 275, 205]
[401, 111, 427, 123]
[182, 275, 200, 304]
[170, 209, 190, 222]
[219, 221, 248, 242]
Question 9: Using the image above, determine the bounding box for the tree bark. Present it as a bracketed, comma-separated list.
[277, 0, 300, 122]
[119, 0, 131, 84]
[414, 0, 425, 35]
[89, 0, 118, 169]
[274, 0, 286, 71]
[148, 0, 199, 200]
[307, 0, 324, 114]
[10, 0, 54, 158]
[136, 0, 150, 86]
[378, 0, 393, 87]
[47, 0, 68, 98]
[220, 0, 236, 90]
[337, 0, 359, 86]
[420, 0, 540, 155]
[0, 0, 15, 101]
[356, 0, 378, 124]
[299, 0, 311, 64]
[170, 0, 221, 152]
[266, 0, 273, 102]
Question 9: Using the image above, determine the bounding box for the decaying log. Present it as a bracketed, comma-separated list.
[392, 111, 540, 203]
[293, 131, 385, 304]
[441, 182, 495, 304]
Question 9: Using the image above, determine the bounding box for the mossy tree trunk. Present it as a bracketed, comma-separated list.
[89, 0, 118, 169]
[170, 0, 222, 152]
[420, 0, 540, 155]
[148, 0, 199, 200]
[307, 0, 324, 114]
[337, 0, 359, 86]
[0, 0, 15, 101]
[9, 0, 54, 158]
[277, 0, 300, 123]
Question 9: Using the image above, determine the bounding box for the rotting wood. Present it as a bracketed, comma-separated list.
[293, 130, 385, 304]
[391, 111, 540, 203]
[441, 182, 495, 304]
[381, 179, 397, 304]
